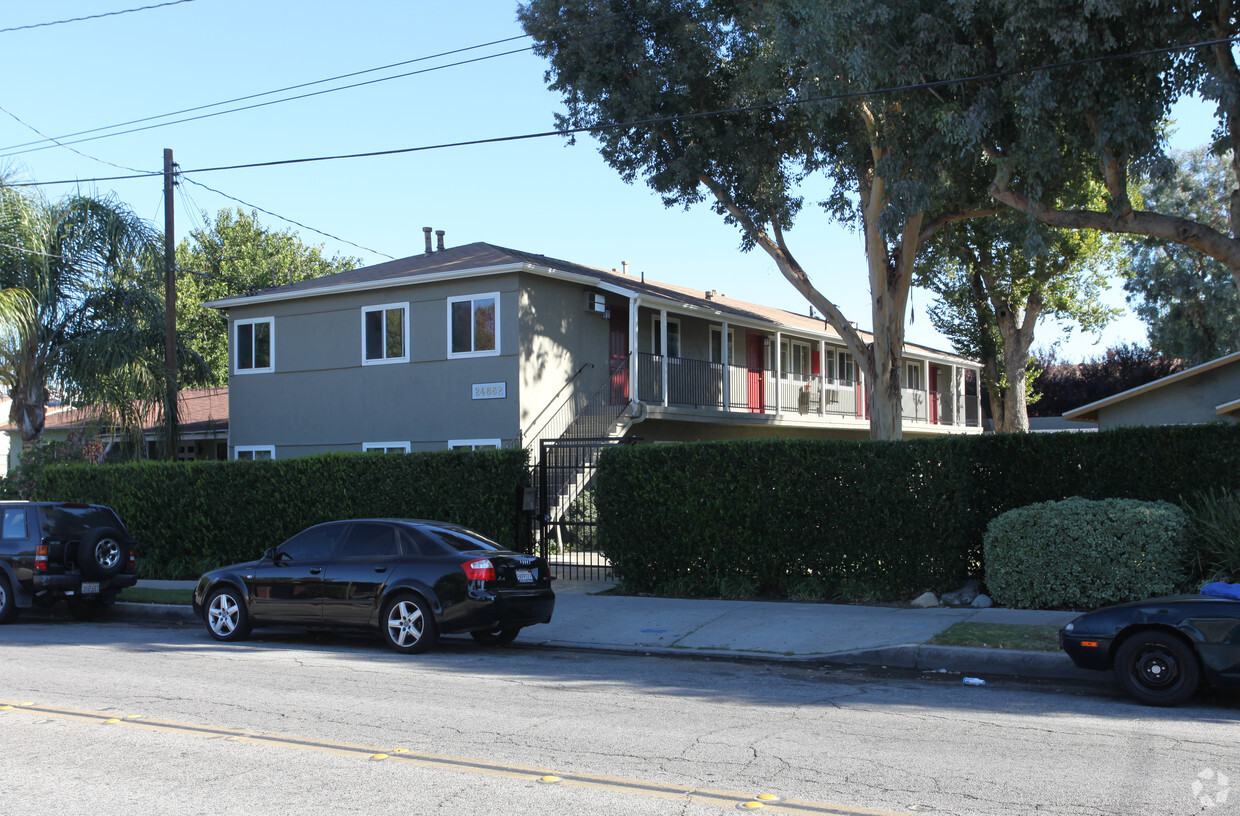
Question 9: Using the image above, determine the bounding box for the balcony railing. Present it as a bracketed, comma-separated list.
[636, 352, 980, 428]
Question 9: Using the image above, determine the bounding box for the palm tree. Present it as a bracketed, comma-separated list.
[0, 182, 206, 454]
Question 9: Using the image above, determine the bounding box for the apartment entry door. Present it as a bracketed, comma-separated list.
[746, 332, 765, 413]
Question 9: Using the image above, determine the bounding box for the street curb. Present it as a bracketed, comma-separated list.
[112, 602, 1107, 684]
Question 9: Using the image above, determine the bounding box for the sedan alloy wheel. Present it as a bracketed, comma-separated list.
[382, 595, 438, 654]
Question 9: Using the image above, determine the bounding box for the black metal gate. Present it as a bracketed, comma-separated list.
[536, 438, 618, 581]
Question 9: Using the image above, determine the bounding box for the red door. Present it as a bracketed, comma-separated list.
[928, 366, 940, 424]
[609, 308, 629, 404]
[746, 332, 765, 413]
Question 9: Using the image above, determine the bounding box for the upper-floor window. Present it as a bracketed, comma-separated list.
[235, 445, 275, 461]
[652, 316, 680, 358]
[905, 362, 923, 390]
[709, 327, 735, 365]
[235, 317, 274, 374]
[837, 351, 856, 384]
[362, 303, 409, 365]
[781, 340, 811, 381]
[448, 293, 499, 358]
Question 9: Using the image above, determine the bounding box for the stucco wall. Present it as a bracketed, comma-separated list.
[1097, 358, 1240, 430]
[226, 273, 524, 456]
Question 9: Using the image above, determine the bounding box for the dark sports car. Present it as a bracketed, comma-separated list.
[1059, 594, 1240, 706]
[192, 519, 554, 654]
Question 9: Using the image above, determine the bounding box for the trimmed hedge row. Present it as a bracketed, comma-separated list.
[596, 423, 1240, 600]
[38, 449, 530, 580]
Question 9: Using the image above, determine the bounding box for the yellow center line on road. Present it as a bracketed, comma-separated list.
[1, 700, 904, 815]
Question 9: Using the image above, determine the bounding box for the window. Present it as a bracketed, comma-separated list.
[341, 522, 399, 559]
[362, 303, 408, 364]
[837, 352, 856, 384]
[235, 317, 274, 374]
[710, 327, 735, 365]
[905, 362, 923, 390]
[781, 340, 811, 380]
[235, 446, 275, 461]
[2, 507, 27, 540]
[278, 523, 346, 561]
[448, 293, 499, 357]
[449, 439, 501, 451]
[364, 441, 410, 454]
[652, 317, 681, 358]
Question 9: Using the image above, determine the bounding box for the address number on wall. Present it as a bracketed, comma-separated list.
[472, 382, 506, 400]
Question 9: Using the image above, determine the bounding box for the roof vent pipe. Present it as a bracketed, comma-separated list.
[622, 260, 629, 276]
[436, 230, 446, 252]
[423, 227, 433, 254]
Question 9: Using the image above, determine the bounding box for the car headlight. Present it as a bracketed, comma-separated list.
[1063, 622, 1074, 632]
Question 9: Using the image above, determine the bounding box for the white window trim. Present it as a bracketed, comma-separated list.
[234, 445, 276, 460]
[234, 317, 275, 375]
[448, 439, 502, 450]
[709, 326, 736, 365]
[652, 315, 681, 358]
[360, 302, 410, 366]
[363, 441, 411, 453]
[447, 292, 501, 359]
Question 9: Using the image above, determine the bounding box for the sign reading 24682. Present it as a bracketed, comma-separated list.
[472, 382, 507, 400]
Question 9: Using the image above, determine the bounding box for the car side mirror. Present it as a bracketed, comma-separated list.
[264, 547, 279, 562]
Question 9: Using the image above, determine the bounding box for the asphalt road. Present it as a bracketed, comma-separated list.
[1, 618, 1237, 816]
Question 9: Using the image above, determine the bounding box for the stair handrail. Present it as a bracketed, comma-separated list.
[507, 362, 594, 450]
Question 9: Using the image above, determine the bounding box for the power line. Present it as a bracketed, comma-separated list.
[0, 33, 530, 153]
[0, 103, 152, 175]
[180, 177, 393, 259]
[9, 33, 1237, 191]
[0, 0, 200, 34]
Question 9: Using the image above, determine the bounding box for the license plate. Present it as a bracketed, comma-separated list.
[81, 582, 100, 594]
[515, 569, 534, 584]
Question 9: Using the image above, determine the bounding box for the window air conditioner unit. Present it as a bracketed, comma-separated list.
[587, 293, 608, 315]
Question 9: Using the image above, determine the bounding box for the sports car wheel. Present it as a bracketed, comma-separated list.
[1114, 631, 1200, 707]
[381, 594, 438, 654]
[470, 627, 521, 646]
[205, 587, 252, 642]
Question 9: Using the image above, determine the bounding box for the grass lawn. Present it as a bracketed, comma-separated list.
[116, 587, 194, 605]
[928, 622, 1062, 652]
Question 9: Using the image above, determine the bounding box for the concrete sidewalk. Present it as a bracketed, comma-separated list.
[117, 578, 1099, 683]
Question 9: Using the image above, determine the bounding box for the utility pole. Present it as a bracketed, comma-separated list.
[163, 148, 179, 460]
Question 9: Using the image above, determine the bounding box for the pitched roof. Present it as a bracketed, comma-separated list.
[1063, 350, 1240, 422]
[4, 388, 229, 437]
[206, 241, 972, 362]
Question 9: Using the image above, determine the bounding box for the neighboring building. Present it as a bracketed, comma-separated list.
[1063, 350, 1240, 430]
[206, 237, 983, 461]
[2, 388, 229, 474]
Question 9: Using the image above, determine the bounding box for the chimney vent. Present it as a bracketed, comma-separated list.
[423, 227, 433, 255]
[436, 229, 446, 252]
[706, 289, 717, 300]
[622, 260, 630, 276]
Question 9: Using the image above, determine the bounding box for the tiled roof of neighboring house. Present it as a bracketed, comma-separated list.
[1063, 350, 1240, 422]
[205, 241, 974, 363]
[2, 388, 229, 437]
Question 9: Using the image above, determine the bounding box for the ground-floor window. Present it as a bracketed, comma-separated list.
[448, 439, 501, 451]
[235, 445, 275, 460]
[363, 441, 411, 453]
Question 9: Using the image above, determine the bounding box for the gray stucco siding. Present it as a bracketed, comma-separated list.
[1097, 359, 1240, 429]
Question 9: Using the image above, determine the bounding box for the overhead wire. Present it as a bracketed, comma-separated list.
[0, 0, 200, 34]
[10, 31, 1237, 192]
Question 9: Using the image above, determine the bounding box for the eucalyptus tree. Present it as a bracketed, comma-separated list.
[520, 0, 1005, 439]
[0, 182, 205, 451]
[1123, 148, 1240, 363]
[918, 214, 1121, 432]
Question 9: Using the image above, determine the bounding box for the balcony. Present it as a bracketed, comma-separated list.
[635, 352, 980, 429]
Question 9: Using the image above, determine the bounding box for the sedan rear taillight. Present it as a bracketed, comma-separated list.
[461, 559, 496, 581]
[35, 542, 48, 571]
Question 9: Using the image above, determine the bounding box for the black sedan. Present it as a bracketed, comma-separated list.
[192, 519, 554, 654]
[1060, 594, 1240, 706]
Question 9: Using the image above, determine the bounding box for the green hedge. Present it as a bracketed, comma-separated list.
[38, 449, 529, 579]
[596, 423, 1240, 600]
[983, 497, 1189, 609]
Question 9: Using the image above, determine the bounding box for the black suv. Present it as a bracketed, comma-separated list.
[0, 501, 137, 622]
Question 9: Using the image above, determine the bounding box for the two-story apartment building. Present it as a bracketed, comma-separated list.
[206, 238, 983, 461]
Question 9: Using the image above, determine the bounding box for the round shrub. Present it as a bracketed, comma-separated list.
[984, 497, 1188, 609]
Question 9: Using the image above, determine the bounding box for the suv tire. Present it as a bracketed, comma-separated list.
[0, 574, 17, 624]
[78, 527, 130, 580]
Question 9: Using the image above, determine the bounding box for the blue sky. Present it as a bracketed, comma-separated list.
[0, 1, 1218, 361]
